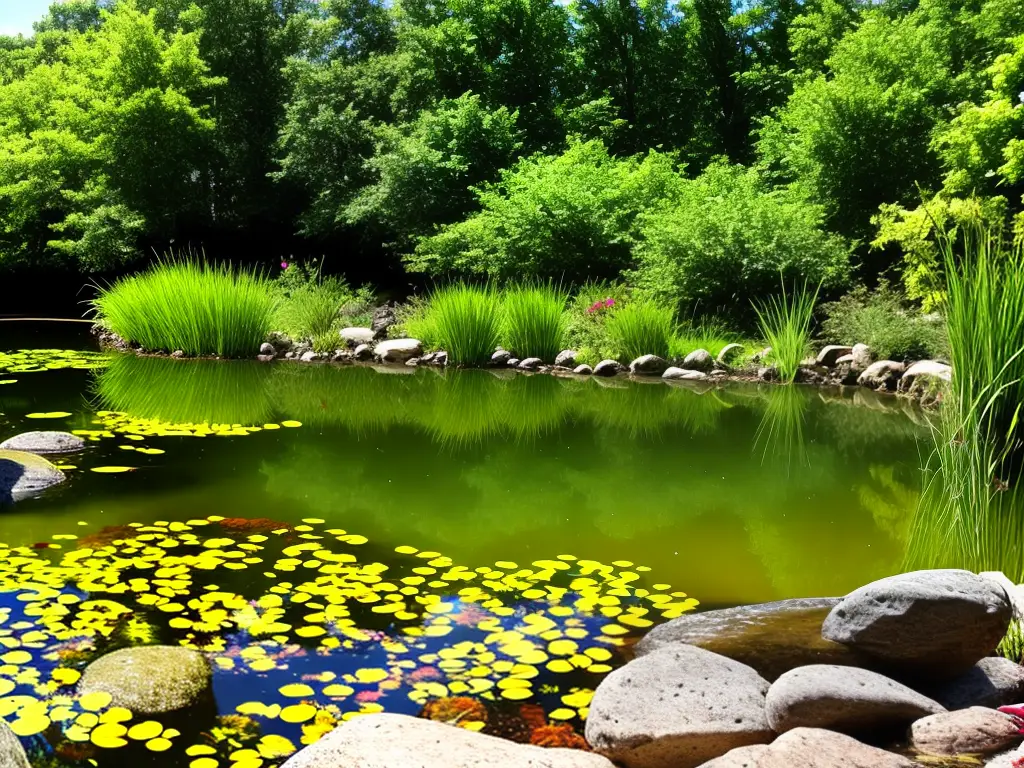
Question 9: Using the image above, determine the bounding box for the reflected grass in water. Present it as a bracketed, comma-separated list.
[754, 385, 809, 472]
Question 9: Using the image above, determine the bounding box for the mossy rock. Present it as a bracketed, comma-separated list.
[0, 449, 65, 504]
[79, 646, 212, 715]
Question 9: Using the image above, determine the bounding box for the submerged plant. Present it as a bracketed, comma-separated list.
[752, 278, 819, 384]
[426, 284, 502, 365]
[501, 283, 569, 361]
[92, 257, 276, 358]
[604, 297, 676, 361]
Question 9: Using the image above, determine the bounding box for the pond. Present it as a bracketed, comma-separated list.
[0, 321, 958, 766]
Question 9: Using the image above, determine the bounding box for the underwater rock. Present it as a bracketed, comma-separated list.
[0, 449, 65, 503]
[573, 364, 593, 375]
[815, 346, 853, 367]
[593, 360, 623, 377]
[683, 349, 713, 372]
[662, 368, 708, 381]
[281, 713, 613, 768]
[716, 344, 744, 365]
[79, 646, 212, 715]
[909, 707, 1021, 757]
[857, 360, 905, 390]
[0, 431, 85, 455]
[555, 350, 578, 367]
[519, 357, 543, 370]
[918, 657, 1024, 710]
[822, 570, 1012, 678]
[765, 665, 944, 735]
[634, 598, 874, 682]
[629, 355, 668, 375]
[585, 645, 772, 768]
[0, 718, 29, 768]
[698, 727, 916, 768]
[340, 327, 376, 347]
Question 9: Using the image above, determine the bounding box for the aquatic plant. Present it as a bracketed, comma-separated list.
[752, 278, 819, 384]
[92, 259, 277, 358]
[425, 284, 503, 365]
[604, 297, 675, 361]
[501, 283, 569, 361]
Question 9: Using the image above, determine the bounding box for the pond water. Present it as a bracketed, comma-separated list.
[0, 322, 946, 766]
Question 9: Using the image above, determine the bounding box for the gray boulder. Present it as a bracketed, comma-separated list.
[816, 345, 853, 367]
[683, 349, 714, 373]
[574, 364, 594, 375]
[518, 357, 543, 370]
[699, 728, 917, 768]
[340, 327, 376, 347]
[663, 368, 709, 382]
[353, 343, 372, 361]
[491, 349, 512, 366]
[555, 350, 578, 368]
[909, 707, 1021, 757]
[281, 713, 613, 768]
[821, 569, 1012, 677]
[79, 646, 212, 715]
[920, 657, 1024, 710]
[0, 719, 29, 768]
[717, 344, 744, 365]
[259, 342, 276, 357]
[300, 350, 320, 362]
[765, 665, 944, 734]
[630, 355, 669, 375]
[585, 645, 772, 768]
[851, 344, 873, 371]
[0, 431, 85, 455]
[594, 360, 623, 377]
[636, 598, 873, 682]
[507, 358, 521, 368]
[374, 339, 423, 363]
[0, 449, 65, 503]
[898, 360, 952, 395]
[371, 304, 397, 339]
[857, 360, 904, 390]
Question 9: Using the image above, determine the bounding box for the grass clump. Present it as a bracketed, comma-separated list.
[93, 258, 276, 358]
[670, 317, 743, 359]
[501, 283, 568, 361]
[273, 260, 373, 353]
[605, 296, 676, 361]
[426, 284, 502, 365]
[752, 278, 819, 383]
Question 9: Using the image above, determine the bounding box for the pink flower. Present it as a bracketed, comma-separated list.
[281, 261, 289, 269]
[604, 298, 615, 307]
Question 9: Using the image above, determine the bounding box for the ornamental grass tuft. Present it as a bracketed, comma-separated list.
[426, 284, 502, 366]
[501, 283, 568, 361]
[752, 278, 819, 384]
[93, 258, 276, 358]
[604, 297, 676, 361]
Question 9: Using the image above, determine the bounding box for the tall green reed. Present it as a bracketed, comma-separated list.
[752, 278, 819, 384]
[502, 283, 568, 361]
[427, 284, 502, 365]
[93, 258, 276, 358]
[605, 297, 676, 361]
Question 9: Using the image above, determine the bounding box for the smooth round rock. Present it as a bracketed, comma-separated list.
[259, 342, 276, 357]
[555, 350, 578, 367]
[491, 349, 512, 365]
[857, 360, 905, 390]
[353, 343, 372, 361]
[0, 719, 29, 768]
[683, 349, 713, 372]
[0, 431, 85, 455]
[815, 345, 854, 367]
[0, 449, 65, 503]
[821, 569, 1012, 677]
[573, 364, 593, 375]
[922, 657, 1024, 710]
[281, 712, 614, 768]
[910, 707, 1022, 757]
[518, 357, 543, 370]
[629, 355, 668, 375]
[585, 645, 772, 768]
[339, 327, 376, 346]
[594, 360, 623, 377]
[662, 367, 708, 381]
[79, 646, 212, 715]
[765, 664, 944, 735]
[699, 727, 917, 768]
[374, 339, 423, 363]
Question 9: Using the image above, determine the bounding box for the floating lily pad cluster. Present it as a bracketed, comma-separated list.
[0, 350, 108, 385]
[0, 516, 697, 767]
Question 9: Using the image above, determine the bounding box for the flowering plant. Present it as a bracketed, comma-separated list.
[586, 297, 615, 314]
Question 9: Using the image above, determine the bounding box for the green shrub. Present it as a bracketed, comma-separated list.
[605, 297, 676, 361]
[563, 282, 631, 365]
[753, 279, 818, 383]
[820, 282, 947, 361]
[501, 283, 568, 361]
[273, 260, 356, 350]
[632, 162, 851, 319]
[93, 259, 276, 358]
[426, 284, 503, 365]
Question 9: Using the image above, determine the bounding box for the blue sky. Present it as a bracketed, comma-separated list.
[0, 0, 55, 37]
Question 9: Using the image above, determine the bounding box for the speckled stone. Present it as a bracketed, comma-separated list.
[79, 646, 212, 715]
[0, 449, 65, 503]
[0, 431, 86, 454]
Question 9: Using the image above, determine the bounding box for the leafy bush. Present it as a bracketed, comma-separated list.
[563, 282, 631, 365]
[93, 259, 276, 358]
[605, 297, 676, 361]
[501, 283, 568, 361]
[753, 279, 818, 383]
[273, 260, 357, 353]
[425, 284, 502, 365]
[409, 139, 684, 284]
[632, 162, 851, 319]
[820, 282, 947, 361]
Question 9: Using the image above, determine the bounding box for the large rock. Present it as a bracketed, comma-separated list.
[662, 368, 708, 382]
[374, 339, 423, 363]
[371, 304, 397, 339]
[857, 360, 905, 390]
[629, 355, 668, 375]
[717, 344, 744, 365]
[281, 713, 613, 768]
[635, 598, 872, 682]
[851, 344, 872, 372]
[909, 707, 1021, 757]
[555, 350, 578, 368]
[821, 570, 1012, 678]
[340, 327, 376, 347]
[898, 360, 952, 395]
[683, 349, 714, 373]
[0, 719, 29, 768]
[79, 646, 212, 715]
[519, 357, 543, 370]
[0, 431, 85, 455]
[585, 645, 772, 768]
[574, 364, 593, 376]
[353, 344, 372, 361]
[594, 360, 623, 377]
[920, 657, 1024, 710]
[491, 349, 512, 366]
[0, 449, 65, 503]
[987, 749, 1024, 768]
[815, 346, 853, 368]
[699, 728, 917, 768]
[764, 665, 944, 734]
